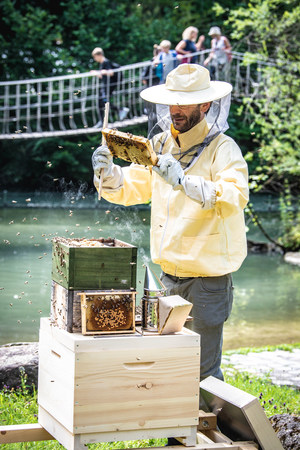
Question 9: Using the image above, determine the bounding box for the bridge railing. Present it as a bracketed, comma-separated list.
[0, 51, 272, 139]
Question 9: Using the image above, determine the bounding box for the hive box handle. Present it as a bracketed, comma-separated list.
[123, 361, 155, 370]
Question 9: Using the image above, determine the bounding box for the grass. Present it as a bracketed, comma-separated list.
[223, 369, 300, 417]
[222, 343, 300, 417]
[1, 348, 299, 449]
[223, 342, 300, 356]
[0, 370, 167, 449]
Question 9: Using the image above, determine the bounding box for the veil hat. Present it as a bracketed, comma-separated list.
[140, 64, 232, 106]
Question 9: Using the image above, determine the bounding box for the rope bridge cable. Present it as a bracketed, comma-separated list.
[0, 51, 275, 140]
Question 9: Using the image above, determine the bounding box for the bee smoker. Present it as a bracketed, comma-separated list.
[141, 265, 166, 332]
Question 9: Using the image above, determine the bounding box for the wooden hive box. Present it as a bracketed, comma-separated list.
[38, 318, 200, 448]
[51, 281, 136, 334]
[50, 281, 82, 333]
[52, 237, 137, 290]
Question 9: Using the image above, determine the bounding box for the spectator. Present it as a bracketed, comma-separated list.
[204, 27, 232, 80]
[154, 40, 181, 83]
[175, 26, 205, 63]
[90, 47, 128, 125]
[142, 44, 161, 87]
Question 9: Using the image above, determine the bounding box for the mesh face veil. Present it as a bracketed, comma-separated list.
[146, 93, 232, 171]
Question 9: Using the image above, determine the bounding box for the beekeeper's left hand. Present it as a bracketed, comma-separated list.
[153, 153, 184, 189]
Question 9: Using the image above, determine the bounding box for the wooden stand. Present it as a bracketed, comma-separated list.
[0, 320, 281, 450]
[0, 411, 259, 449]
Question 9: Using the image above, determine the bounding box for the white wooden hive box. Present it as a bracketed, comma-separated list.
[38, 318, 200, 437]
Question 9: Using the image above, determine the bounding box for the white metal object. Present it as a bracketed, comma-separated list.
[141, 264, 166, 332]
[200, 376, 284, 450]
[98, 101, 110, 200]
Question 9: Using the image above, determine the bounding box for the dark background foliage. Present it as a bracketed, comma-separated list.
[0, 0, 249, 191]
[0, 0, 299, 197]
[0, 0, 246, 80]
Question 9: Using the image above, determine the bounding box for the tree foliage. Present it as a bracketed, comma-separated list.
[0, 135, 94, 190]
[225, 0, 300, 250]
[226, 0, 300, 193]
[0, 0, 245, 80]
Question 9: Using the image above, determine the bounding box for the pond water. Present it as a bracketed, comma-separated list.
[0, 195, 299, 350]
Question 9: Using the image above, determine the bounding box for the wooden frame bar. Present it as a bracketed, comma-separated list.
[79, 290, 136, 335]
[0, 423, 258, 449]
[0, 423, 53, 443]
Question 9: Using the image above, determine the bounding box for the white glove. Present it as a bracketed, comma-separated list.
[153, 153, 184, 188]
[153, 153, 216, 209]
[92, 145, 113, 179]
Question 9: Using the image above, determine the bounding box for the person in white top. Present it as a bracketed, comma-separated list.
[204, 26, 232, 80]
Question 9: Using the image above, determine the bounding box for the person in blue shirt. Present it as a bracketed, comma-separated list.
[175, 26, 205, 63]
[154, 40, 181, 83]
[142, 44, 162, 87]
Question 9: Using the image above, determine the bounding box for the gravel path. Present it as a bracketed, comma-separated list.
[222, 349, 300, 388]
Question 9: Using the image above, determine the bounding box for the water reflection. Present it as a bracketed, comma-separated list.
[226, 254, 300, 349]
[0, 205, 299, 349]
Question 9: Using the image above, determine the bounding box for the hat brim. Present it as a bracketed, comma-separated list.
[140, 80, 232, 105]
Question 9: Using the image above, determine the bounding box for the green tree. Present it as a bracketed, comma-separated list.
[226, 0, 300, 191]
[0, 0, 63, 79]
[226, 0, 300, 250]
[0, 0, 248, 80]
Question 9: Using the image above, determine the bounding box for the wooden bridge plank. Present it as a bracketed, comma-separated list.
[0, 116, 148, 140]
[0, 423, 54, 443]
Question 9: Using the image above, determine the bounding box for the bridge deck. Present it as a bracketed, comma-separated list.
[1, 115, 148, 140]
[0, 51, 269, 140]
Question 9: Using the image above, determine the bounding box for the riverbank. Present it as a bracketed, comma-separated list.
[284, 252, 300, 266]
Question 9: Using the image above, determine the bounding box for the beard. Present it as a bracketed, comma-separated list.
[171, 106, 202, 133]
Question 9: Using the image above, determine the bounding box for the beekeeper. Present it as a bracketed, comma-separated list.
[92, 64, 249, 381]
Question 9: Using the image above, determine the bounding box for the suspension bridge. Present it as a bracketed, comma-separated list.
[0, 50, 270, 140]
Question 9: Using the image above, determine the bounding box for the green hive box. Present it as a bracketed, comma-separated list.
[52, 237, 137, 290]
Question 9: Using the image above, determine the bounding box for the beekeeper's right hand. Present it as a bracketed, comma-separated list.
[92, 145, 113, 179]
